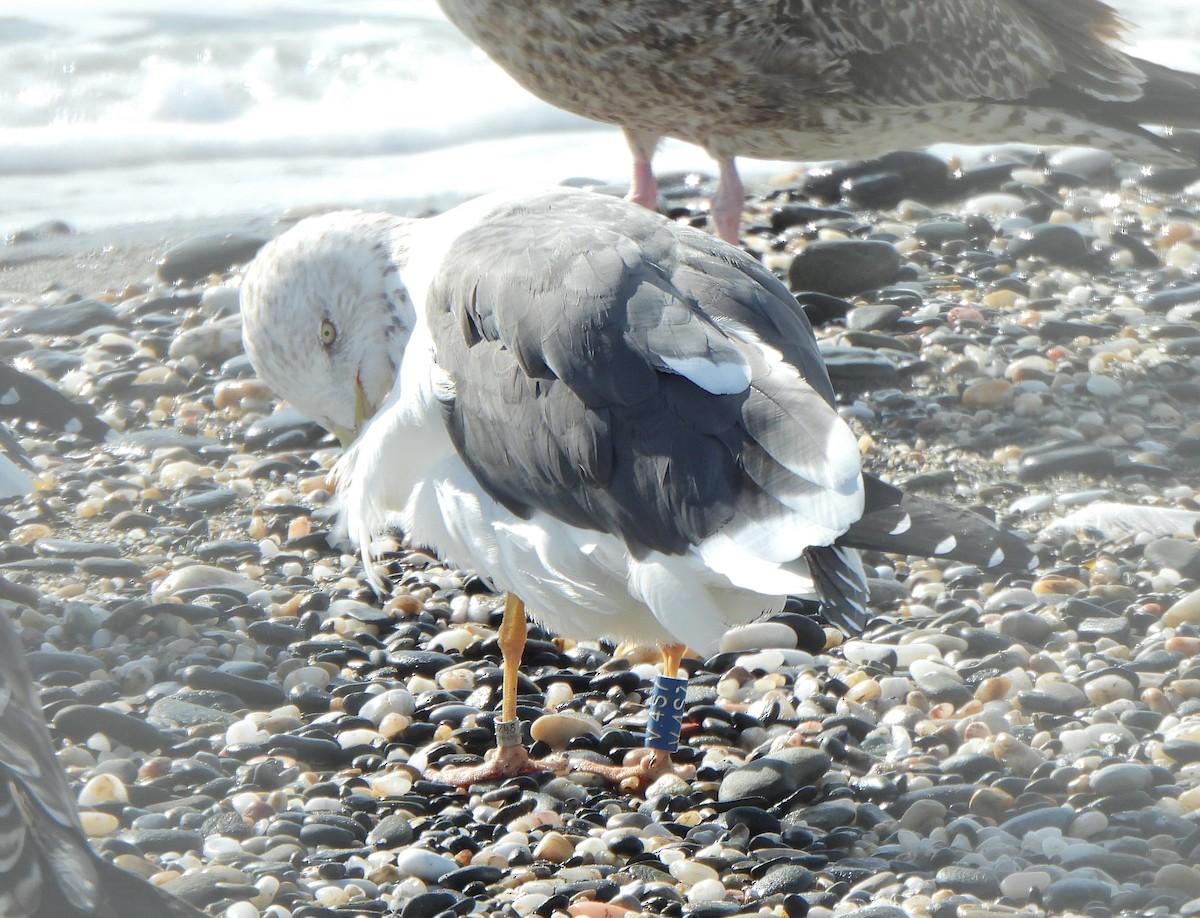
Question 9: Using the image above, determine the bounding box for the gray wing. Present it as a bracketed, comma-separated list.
[761, 0, 1146, 106]
[425, 192, 861, 559]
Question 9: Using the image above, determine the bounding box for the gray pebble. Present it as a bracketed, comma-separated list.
[718, 747, 830, 804]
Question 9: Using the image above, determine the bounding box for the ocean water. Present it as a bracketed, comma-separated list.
[1, 0, 1198, 235]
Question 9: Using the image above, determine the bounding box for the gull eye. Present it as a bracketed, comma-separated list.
[319, 318, 337, 348]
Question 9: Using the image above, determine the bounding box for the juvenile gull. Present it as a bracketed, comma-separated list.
[438, 0, 1200, 241]
[0, 613, 207, 917]
[241, 188, 1035, 785]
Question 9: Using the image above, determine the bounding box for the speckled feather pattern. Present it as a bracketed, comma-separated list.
[438, 0, 1195, 163]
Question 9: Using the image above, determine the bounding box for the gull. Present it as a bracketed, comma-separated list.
[241, 188, 1035, 786]
[438, 0, 1200, 242]
[0, 612, 207, 917]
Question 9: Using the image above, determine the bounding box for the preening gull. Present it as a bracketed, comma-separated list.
[0, 613, 207, 918]
[241, 188, 1036, 785]
[437, 0, 1200, 241]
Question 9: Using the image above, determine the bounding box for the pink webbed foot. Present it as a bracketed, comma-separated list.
[572, 747, 696, 795]
[436, 743, 568, 787]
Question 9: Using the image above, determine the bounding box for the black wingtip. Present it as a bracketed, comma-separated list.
[839, 473, 1042, 575]
[805, 544, 871, 636]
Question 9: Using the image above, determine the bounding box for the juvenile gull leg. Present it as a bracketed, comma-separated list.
[623, 127, 660, 211]
[437, 594, 566, 785]
[574, 643, 696, 793]
[710, 156, 746, 244]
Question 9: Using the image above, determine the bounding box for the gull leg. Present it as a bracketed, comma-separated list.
[573, 642, 696, 793]
[710, 155, 745, 244]
[624, 127, 661, 211]
[436, 594, 566, 786]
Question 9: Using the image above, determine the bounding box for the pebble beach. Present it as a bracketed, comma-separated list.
[2, 140, 1200, 918]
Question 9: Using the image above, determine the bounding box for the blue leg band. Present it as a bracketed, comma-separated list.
[645, 675, 688, 752]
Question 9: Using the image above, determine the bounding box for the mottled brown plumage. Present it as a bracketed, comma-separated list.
[438, 0, 1200, 240]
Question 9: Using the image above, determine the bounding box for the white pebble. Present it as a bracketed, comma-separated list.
[670, 860, 719, 884]
[367, 768, 415, 798]
[226, 718, 270, 746]
[337, 728, 381, 749]
[1069, 810, 1108, 839]
[1084, 674, 1135, 705]
[283, 666, 330, 693]
[686, 878, 727, 903]
[154, 564, 261, 600]
[79, 811, 119, 836]
[224, 903, 260, 918]
[359, 689, 416, 724]
[396, 848, 457, 882]
[999, 870, 1052, 900]
[78, 774, 129, 807]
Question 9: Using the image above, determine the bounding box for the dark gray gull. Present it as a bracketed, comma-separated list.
[0, 612, 207, 917]
[437, 0, 1200, 241]
[241, 188, 1035, 786]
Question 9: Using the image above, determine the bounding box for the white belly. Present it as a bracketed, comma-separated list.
[398, 455, 792, 655]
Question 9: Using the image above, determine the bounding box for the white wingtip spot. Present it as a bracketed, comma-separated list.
[0, 388, 17, 406]
[988, 547, 1005, 568]
[889, 513, 912, 536]
[934, 535, 957, 555]
[660, 354, 751, 395]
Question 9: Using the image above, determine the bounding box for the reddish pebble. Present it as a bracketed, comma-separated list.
[570, 902, 632, 918]
[949, 305, 984, 323]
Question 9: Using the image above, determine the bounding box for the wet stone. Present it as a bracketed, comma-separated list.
[820, 346, 903, 391]
[1143, 538, 1200, 579]
[78, 557, 145, 579]
[182, 665, 285, 707]
[749, 863, 815, 897]
[718, 747, 831, 805]
[178, 489, 239, 513]
[1161, 740, 1200, 764]
[53, 704, 174, 752]
[1042, 877, 1115, 912]
[998, 610, 1055, 644]
[160, 871, 260, 908]
[788, 800, 856, 831]
[1018, 445, 1115, 481]
[299, 822, 357, 848]
[400, 891, 461, 918]
[1000, 806, 1077, 836]
[439, 865, 503, 890]
[34, 539, 122, 559]
[1141, 283, 1200, 312]
[127, 828, 205, 855]
[914, 219, 970, 249]
[788, 239, 902, 297]
[157, 231, 267, 284]
[846, 304, 904, 332]
[25, 650, 103, 677]
[1077, 616, 1131, 643]
[0, 299, 120, 337]
[367, 814, 415, 849]
[1090, 763, 1154, 796]
[935, 865, 1001, 898]
[1059, 848, 1157, 877]
[1008, 223, 1091, 266]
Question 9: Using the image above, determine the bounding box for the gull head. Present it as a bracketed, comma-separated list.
[241, 211, 415, 445]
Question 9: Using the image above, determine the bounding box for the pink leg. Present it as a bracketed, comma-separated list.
[711, 156, 745, 244]
[623, 128, 660, 211]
